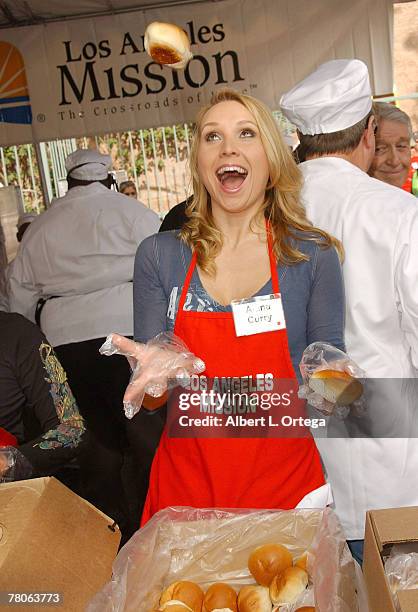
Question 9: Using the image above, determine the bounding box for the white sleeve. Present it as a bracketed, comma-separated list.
[131, 205, 161, 245]
[7, 254, 40, 323]
[394, 208, 418, 370]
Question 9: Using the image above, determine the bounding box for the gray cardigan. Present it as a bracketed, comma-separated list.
[133, 230, 345, 381]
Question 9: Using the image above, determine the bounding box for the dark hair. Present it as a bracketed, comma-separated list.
[297, 111, 374, 158]
[119, 180, 137, 193]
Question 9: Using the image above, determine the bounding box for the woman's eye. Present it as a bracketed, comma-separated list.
[240, 128, 256, 138]
[205, 132, 221, 142]
[375, 146, 387, 154]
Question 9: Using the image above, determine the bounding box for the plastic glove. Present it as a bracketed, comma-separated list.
[100, 332, 205, 419]
[0, 447, 33, 482]
[298, 342, 365, 417]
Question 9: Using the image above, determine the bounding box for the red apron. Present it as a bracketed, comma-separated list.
[141, 229, 324, 524]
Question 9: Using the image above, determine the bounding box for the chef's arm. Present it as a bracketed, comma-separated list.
[131, 207, 161, 245]
[7, 258, 40, 323]
[394, 210, 418, 370]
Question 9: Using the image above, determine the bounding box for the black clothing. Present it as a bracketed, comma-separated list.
[159, 199, 190, 232]
[55, 337, 153, 543]
[0, 312, 85, 475]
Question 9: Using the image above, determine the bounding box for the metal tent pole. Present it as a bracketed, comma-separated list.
[128, 130, 139, 194]
[27, 144, 40, 213]
[34, 142, 52, 208]
[0, 147, 8, 186]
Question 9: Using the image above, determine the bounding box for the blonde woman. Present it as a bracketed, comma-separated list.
[116, 89, 345, 523]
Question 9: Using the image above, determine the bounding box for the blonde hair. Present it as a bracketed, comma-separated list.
[180, 88, 342, 273]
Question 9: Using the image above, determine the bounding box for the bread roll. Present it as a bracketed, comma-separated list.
[295, 607, 315, 611]
[309, 369, 363, 405]
[144, 22, 193, 69]
[269, 567, 308, 605]
[248, 544, 292, 586]
[160, 603, 193, 612]
[160, 582, 204, 612]
[237, 586, 271, 612]
[203, 584, 237, 612]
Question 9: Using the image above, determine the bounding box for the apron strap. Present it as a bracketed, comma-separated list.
[177, 251, 197, 315]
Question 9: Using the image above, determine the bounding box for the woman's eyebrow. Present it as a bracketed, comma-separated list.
[201, 120, 257, 128]
[236, 120, 257, 126]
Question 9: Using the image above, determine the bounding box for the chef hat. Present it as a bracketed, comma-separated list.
[280, 59, 372, 136]
[65, 149, 111, 181]
[17, 212, 37, 229]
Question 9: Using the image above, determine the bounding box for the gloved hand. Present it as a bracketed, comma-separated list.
[299, 342, 365, 418]
[100, 332, 205, 419]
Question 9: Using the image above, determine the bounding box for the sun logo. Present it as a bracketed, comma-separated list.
[0, 41, 32, 124]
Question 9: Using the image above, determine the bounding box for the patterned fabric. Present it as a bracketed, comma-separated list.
[37, 342, 85, 450]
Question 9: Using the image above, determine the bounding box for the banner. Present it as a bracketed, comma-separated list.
[0, 0, 393, 146]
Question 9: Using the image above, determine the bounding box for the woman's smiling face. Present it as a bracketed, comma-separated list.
[197, 100, 270, 216]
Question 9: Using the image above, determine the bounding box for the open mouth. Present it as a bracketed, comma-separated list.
[216, 165, 248, 191]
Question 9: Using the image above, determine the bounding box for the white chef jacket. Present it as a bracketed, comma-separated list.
[300, 157, 418, 539]
[8, 183, 161, 347]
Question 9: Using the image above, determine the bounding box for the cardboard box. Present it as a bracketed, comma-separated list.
[89, 506, 361, 611]
[364, 507, 418, 612]
[0, 477, 120, 611]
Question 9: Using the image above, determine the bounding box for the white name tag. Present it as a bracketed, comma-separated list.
[231, 293, 286, 337]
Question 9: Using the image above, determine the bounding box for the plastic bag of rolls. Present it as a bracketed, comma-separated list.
[88, 507, 364, 611]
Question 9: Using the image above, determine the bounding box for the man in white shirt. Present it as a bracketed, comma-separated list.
[281, 60, 418, 563]
[8, 149, 161, 541]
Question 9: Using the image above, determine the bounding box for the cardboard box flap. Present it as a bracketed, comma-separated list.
[398, 589, 418, 611]
[0, 477, 120, 612]
[370, 507, 418, 548]
[0, 478, 47, 567]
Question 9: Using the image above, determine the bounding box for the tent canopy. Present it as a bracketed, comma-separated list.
[0, 0, 413, 29]
[0, 0, 396, 146]
[0, 0, 209, 28]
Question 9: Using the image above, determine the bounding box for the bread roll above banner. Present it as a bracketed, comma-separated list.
[144, 22, 193, 69]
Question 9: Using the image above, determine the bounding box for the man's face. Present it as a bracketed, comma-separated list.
[370, 118, 411, 188]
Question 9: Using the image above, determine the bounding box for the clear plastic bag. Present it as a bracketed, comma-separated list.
[88, 507, 364, 612]
[0, 447, 33, 482]
[298, 343, 365, 418]
[100, 332, 205, 418]
[385, 545, 418, 611]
